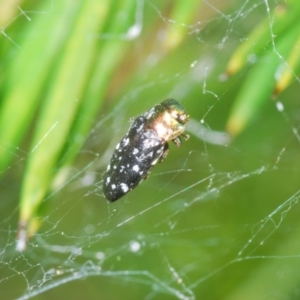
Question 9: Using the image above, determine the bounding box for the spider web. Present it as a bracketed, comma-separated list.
[1, 0, 300, 299]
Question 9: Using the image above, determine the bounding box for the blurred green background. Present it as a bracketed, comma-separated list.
[1, 0, 300, 299]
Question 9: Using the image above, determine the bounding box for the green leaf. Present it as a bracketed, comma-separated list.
[164, 0, 201, 50]
[226, 2, 300, 75]
[274, 34, 300, 95]
[52, 0, 138, 188]
[17, 1, 107, 249]
[0, 0, 80, 172]
[227, 21, 300, 136]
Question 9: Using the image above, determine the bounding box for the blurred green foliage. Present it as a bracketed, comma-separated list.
[0, 0, 300, 299]
[0, 0, 300, 298]
[226, 0, 300, 135]
[0, 0, 299, 249]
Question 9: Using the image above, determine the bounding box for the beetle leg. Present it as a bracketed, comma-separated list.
[159, 143, 169, 163]
[172, 136, 182, 147]
[181, 133, 189, 140]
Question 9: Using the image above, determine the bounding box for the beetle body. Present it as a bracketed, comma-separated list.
[103, 99, 189, 201]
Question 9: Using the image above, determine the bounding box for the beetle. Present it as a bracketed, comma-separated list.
[103, 99, 189, 201]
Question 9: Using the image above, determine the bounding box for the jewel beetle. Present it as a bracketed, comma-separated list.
[103, 99, 189, 201]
